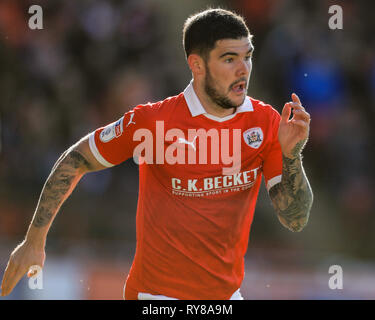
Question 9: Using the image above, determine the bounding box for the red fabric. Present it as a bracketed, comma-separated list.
[91, 93, 282, 299]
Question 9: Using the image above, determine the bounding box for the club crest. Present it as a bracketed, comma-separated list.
[243, 127, 263, 149]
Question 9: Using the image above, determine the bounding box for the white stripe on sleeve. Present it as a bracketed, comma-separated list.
[88, 132, 114, 168]
[267, 174, 282, 191]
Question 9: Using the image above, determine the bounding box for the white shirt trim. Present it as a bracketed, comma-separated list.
[136, 288, 243, 300]
[267, 174, 282, 191]
[88, 132, 114, 168]
[183, 80, 253, 122]
[137, 292, 179, 300]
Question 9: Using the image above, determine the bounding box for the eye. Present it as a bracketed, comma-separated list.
[225, 58, 234, 63]
[245, 55, 252, 61]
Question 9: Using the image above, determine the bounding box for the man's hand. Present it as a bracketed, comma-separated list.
[268, 93, 313, 232]
[1, 240, 45, 296]
[1, 135, 107, 297]
[279, 93, 311, 159]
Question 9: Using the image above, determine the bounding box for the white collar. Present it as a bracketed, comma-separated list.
[183, 79, 253, 122]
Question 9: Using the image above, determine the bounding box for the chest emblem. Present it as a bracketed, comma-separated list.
[243, 127, 263, 149]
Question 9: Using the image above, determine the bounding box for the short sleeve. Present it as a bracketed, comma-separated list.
[263, 108, 283, 191]
[88, 104, 151, 167]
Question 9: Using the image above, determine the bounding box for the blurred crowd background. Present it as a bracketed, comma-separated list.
[0, 0, 374, 299]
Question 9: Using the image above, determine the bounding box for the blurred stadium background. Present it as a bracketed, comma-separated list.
[0, 0, 374, 299]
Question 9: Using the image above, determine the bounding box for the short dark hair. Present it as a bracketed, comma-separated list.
[183, 8, 252, 60]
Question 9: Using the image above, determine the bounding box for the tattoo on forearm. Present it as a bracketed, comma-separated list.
[269, 143, 313, 232]
[32, 150, 91, 228]
[291, 140, 306, 158]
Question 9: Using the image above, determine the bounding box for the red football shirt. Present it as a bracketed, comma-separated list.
[88, 81, 283, 299]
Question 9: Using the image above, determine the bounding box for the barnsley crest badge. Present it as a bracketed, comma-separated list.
[243, 127, 263, 149]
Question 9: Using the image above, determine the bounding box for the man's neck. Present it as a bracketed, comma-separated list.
[192, 80, 236, 118]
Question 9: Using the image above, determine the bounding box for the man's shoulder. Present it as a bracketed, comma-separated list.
[249, 96, 274, 110]
[248, 96, 281, 118]
[132, 92, 185, 115]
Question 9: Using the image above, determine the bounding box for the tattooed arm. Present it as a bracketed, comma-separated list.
[269, 94, 313, 232]
[269, 144, 313, 232]
[1, 135, 106, 296]
[26, 137, 105, 242]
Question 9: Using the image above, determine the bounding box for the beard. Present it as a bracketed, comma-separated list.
[204, 66, 246, 110]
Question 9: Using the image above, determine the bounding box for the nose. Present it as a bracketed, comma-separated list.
[236, 59, 251, 78]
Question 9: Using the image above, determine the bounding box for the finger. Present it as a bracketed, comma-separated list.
[291, 93, 302, 105]
[292, 109, 310, 121]
[27, 265, 41, 278]
[27, 269, 36, 278]
[281, 103, 292, 123]
[1, 264, 28, 296]
[1, 261, 16, 296]
[289, 101, 305, 111]
[6, 266, 28, 296]
[291, 119, 309, 128]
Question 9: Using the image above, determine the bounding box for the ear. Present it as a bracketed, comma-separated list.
[187, 54, 205, 76]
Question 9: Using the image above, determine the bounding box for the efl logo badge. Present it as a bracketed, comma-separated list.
[115, 119, 122, 136]
[243, 127, 263, 149]
[100, 117, 124, 143]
